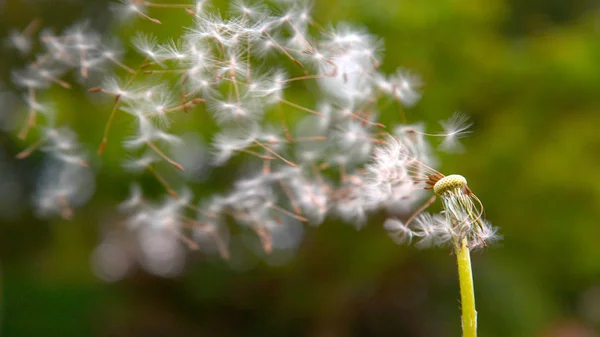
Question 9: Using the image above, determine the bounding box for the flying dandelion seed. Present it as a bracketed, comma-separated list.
[4, 1, 499, 335]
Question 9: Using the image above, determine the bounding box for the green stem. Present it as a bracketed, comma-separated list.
[456, 238, 477, 337]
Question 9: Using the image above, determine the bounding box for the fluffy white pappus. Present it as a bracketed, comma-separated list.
[34, 158, 96, 219]
[127, 189, 191, 232]
[7, 29, 33, 55]
[194, 0, 208, 13]
[153, 39, 190, 63]
[23, 97, 55, 123]
[332, 184, 373, 228]
[208, 98, 263, 124]
[293, 180, 329, 225]
[110, 0, 148, 22]
[101, 38, 126, 60]
[137, 227, 186, 277]
[412, 212, 453, 249]
[50, 22, 110, 78]
[257, 124, 286, 148]
[192, 219, 230, 258]
[122, 114, 182, 150]
[333, 121, 373, 164]
[383, 218, 413, 245]
[438, 112, 473, 153]
[42, 126, 79, 152]
[132, 33, 163, 64]
[159, 187, 193, 214]
[377, 68, 422, 107]
[233, 171, 274, 191]
[217, 49, 250, 79]
[227, 184, 275, 213]
[119, 184, 144, 211]
[471, 220, 502, 249]
[362, 135, 427, 206]
[211, 124, 259, 165]
[393, 123, 435, 164]
[99, 76, 133, 98]
[12, 65, 64, 90]
[316, 49, 376, 103]
[363, 178, 416, 209]
[251, 30, 280, 57]
[369, 136, 413, 175]
[130, 85, 177, 126]
[264, 2, 311, 49]
[324, 24, 381, 52]
[39, 28, 66, 54]
[192, 13, 251, 49]
[187, 74, 220, 100]
[229, 0, 268, 19]
[178, 39, 214, 67]
[246, 70, 288, 104]
[269, 165, 303, 183]
[198, 196, 228, 219]
[38, 127, 89, 167]
[122, 154, 158, 172]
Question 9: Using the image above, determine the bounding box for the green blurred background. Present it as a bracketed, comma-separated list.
[2, 0, 600, 336]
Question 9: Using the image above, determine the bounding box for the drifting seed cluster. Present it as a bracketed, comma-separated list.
[5, 0, 494, 279]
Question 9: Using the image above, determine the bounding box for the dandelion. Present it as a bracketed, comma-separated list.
[5, 2, 499, 335]
[374, 136, 500, 337]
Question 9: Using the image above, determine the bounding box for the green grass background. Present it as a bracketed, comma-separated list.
[2, 0, 600, 336]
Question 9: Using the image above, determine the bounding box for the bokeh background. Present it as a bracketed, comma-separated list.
[2, 0, 600, 336]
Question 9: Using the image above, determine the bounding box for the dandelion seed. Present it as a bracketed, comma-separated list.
[438, 112, 473, 152]
[383, 218, 413, 245]
[132, 33, 162, 62]
[379, 68, 422, 107]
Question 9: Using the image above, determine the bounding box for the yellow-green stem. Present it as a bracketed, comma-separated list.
[456, 238, 477, 337]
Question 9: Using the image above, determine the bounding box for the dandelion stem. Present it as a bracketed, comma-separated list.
[456, 238, 477, 337]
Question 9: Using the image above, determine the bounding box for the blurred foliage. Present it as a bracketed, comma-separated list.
[2, 0, 600, 336]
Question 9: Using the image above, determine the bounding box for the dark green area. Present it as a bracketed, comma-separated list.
[2, 0, 600, 336]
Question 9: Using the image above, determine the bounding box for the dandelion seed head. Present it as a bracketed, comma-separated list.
[433, 174, 467, 196]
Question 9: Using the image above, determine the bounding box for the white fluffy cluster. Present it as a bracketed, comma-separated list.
[384, 212, 500, 250]
[8, 20, 110, 218]
[6, 0, 479, 279]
